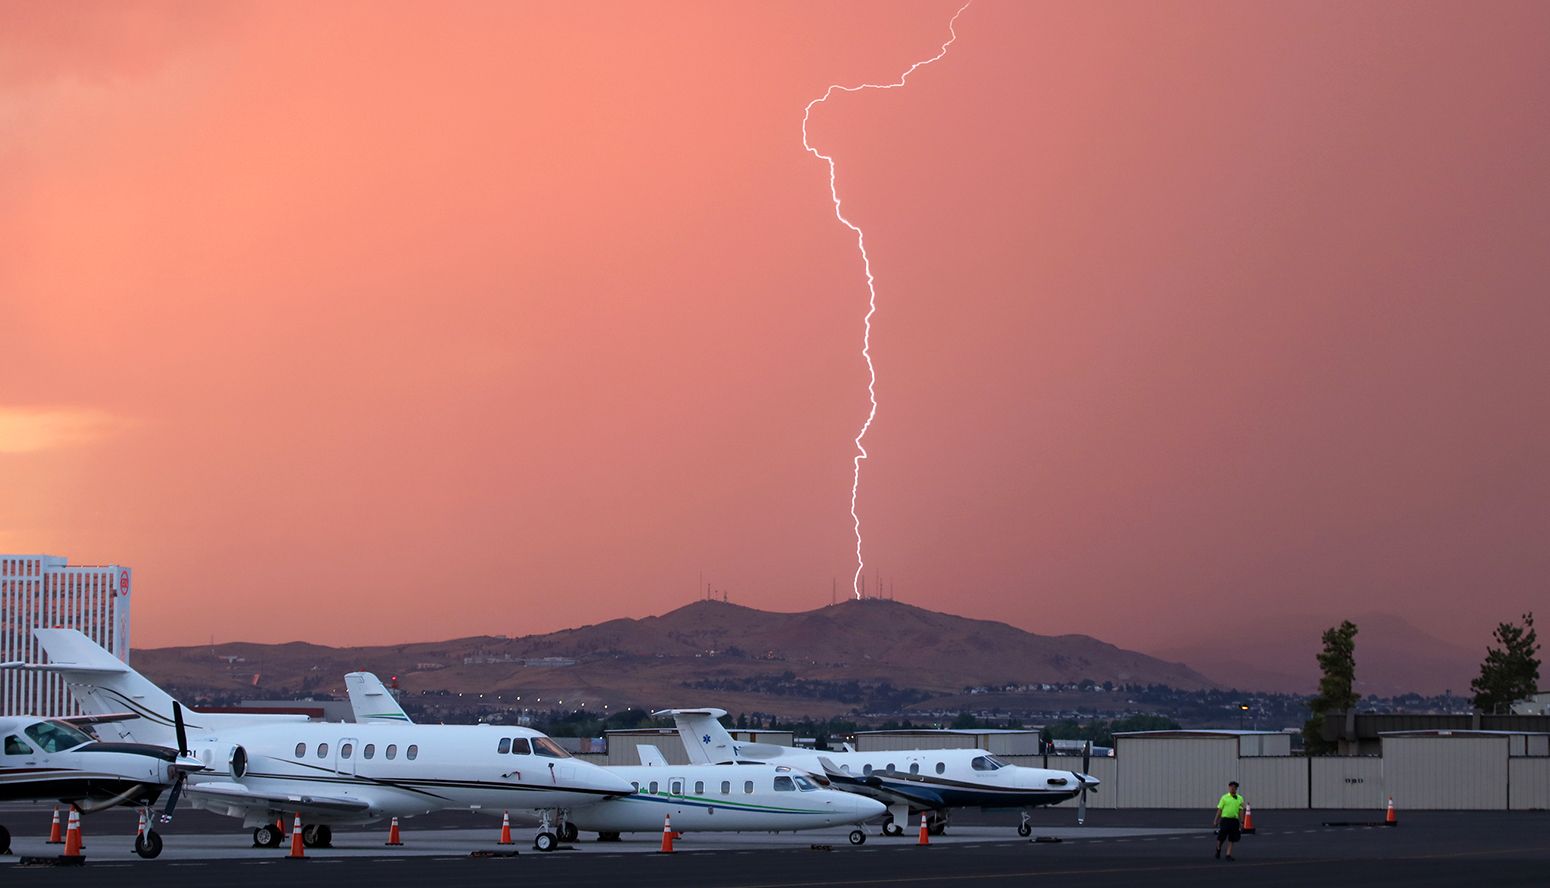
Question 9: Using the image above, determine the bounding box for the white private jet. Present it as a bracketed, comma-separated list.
[660, 708, 1101, 837]
[0, 710, 204, 858]
[30, 629, 635, 851]
[343, 672, 886, 844]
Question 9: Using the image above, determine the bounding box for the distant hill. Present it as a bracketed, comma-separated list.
[130, 599, 1216, 718]
[1148, 612, 1481, 696]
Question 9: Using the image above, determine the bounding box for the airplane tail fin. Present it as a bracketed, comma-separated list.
[655, 708, 767, 764]
[344, 672, 413, 724]
[636, 744, 669, 767]
[32, 628, 184, 745]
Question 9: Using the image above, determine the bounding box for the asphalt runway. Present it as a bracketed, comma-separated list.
[3, 805, 1547, 886]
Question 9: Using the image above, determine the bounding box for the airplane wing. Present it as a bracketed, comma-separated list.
[636, 744, 669, 767]
[59, 712, 142, 727]
[187, 781, 374, 817]
[814, 756, 945, 810]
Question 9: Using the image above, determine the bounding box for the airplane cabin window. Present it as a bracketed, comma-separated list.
[317, 743, 329, 758]
[744, 780, 754, 794]
[4, 735, 31, 755]
[631, 782, 640, 793]
[295, 743, 306, 757]
[862, 764, 872, 776]
[341, 743, 353, 759]
[885, 763, 896, 775]
[936, 762, 945, 774]
[909, 763, 920, 775]
[670, 780, 683, 796]
[773, 776, 796, 792]
[498, 738, 511, 754]
[407, 744, 419, 760]
[364, 744, 376, 759]
[694, 780, 705, 794]
[720, 780, 731, 794]
[386, 744, 398, 760]
[511, 738, 531, 755]
[648, 781, 659, 794]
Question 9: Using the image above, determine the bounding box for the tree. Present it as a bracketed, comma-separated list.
[1471, 613, 1540, 714]
[1303, 620, 1358, 755]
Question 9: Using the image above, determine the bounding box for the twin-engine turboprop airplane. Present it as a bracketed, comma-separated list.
[342, 672, 886, 843]
[0, 709, 204, 858]
[660, 708, 1101, 837]
[30, 630, 635, 851]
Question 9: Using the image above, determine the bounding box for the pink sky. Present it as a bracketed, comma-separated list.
[2, 1, 1546, 652]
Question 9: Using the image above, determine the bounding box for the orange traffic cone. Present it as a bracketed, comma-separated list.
[1241, 804, 1255, 834]
[1385, 797, 1397, 826]
[385, 816, 403, 846]
[61, 807, 83, 859]
[659, 814, 674, 853]
[918, 811, 929, 846]
[287, 813, 305, 859]
[498, 811, 513, 845]
[46, 806, 63, 844]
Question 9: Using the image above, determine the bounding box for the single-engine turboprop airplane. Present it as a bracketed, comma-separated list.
[31, 630, 635, 851]
[343, 672, 886, 844]
[661, 708, 1101, 837]
[0, 696, 205, 858]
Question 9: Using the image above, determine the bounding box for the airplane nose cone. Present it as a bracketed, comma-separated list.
[586, 764, 637, 796]
[835, 793, 886, 822]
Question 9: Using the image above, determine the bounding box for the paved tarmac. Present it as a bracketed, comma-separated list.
[3, 804, 1546, 886]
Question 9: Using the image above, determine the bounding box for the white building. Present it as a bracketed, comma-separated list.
[1, 554, 133, 717]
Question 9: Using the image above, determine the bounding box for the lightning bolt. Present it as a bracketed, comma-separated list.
[803, 2, 972, 600]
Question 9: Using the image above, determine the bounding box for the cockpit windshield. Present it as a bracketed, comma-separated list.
[793, 775, 818, 792]
[25, 720, 93, 753]
[970, 754, 1007, 772]
[531, 737, 572, 759]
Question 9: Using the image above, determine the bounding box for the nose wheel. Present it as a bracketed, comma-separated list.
[848, 828, 866, 845]
[134, 828, 164, 859]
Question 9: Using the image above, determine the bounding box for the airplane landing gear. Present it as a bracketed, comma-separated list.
[253, 823, 284, 848]
[928, 813, 947, 836]
[559, 821, 579, 842]
[1017, 811, 1033, 837]
[881, 817, 903, 836]
[1, 823, 11, 855]
[301, 823, 332, 848]
[533, 810, 558, 852]
[882, 804, 910, 836]
[849, 828, 866, 845]
[134, 828, 164, 859]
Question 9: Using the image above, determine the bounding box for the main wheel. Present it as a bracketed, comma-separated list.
[929, 821, 946, 836]
[254, 824, 283, 848]
[533, 831, 557, 852]
[882, 818, 903, 837]
[1017, 822, 1032, 837]
[0, 823, 11, 855]
[559, 822, 579, 842]
[135, 829, 164, 859]
[302, 823, 333, 848]
[849, 828, 866, 846]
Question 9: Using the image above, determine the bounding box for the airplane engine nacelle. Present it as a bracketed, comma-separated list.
[199, 743, 249, 779]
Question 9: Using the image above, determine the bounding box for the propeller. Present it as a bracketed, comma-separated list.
[161, 702, 192, 820]
[1076, 740, 1092, 826]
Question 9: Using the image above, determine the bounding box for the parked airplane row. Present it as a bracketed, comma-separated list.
[1, 629, 1099, 857]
